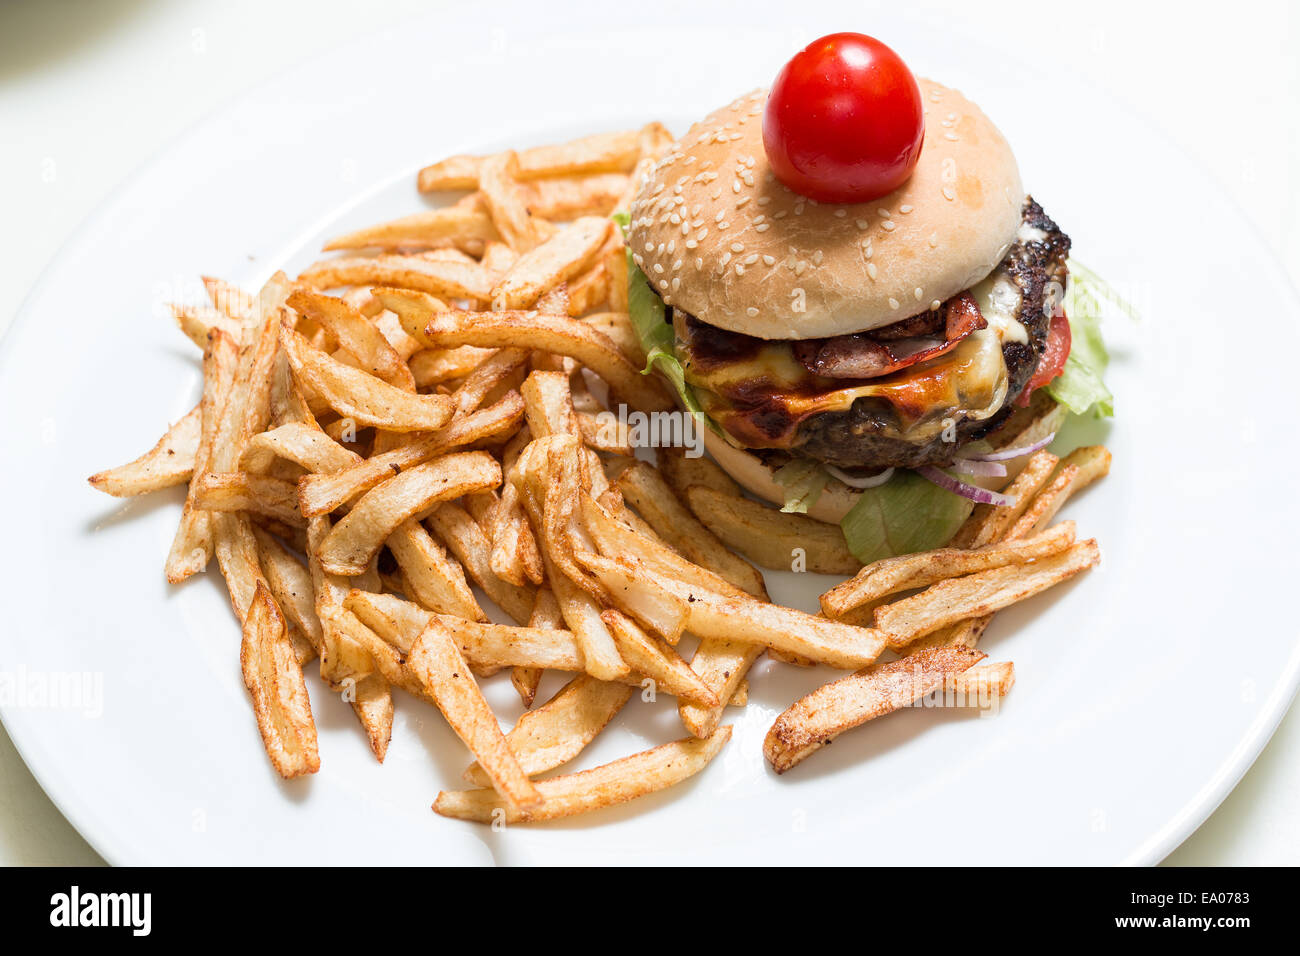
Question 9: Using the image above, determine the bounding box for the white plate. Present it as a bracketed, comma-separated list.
[3, 9, 1298, 865]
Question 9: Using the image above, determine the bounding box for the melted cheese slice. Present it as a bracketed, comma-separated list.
[688, 328, 1010, 447]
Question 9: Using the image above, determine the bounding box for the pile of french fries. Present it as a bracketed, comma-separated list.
[89, 124, 1109, 824]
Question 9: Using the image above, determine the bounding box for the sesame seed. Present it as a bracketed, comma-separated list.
[715, 210, 725, 223]
[644, 241, 654, 252]
[685, 239, 698, 249]
[667, 240, 676, 253]
[944, 132, 958, 141]
[899, 204, 913, 214]
[856, 219, 869, 230]
[695, 258, 703, 270]
[928, 233, 939, 247]
[772, 210, 788, 220]
[633, 253, 644, 267]
[762, 255, 775, 265]
[720, 252, 732, 266]
[881, 220, 896, 231]
[877, 208, 891, 218]
[930, 299, 942, 311]
[731, 242, 744, 253]
[914, 287, 923, 301]
[746, 307, 759, 317]
[671, 277, 681, 292]
[834, 209, 847, 217]
[755, 223, 770, 232]
[735, 264, 745, 276]
[942, 187, 956, 201]
[736, 196, 750, 207]
[718, 221, 729, 230]
[757, 196, 771, 206]
[658, 279, 669, 290]
[867, 262, 878, 280]
[888, 297, 900, 309]
[732, 180, 742, 193]
[672, 259, 682, 271]
[744, 254, 759, 265]
[652, 263, 664, 274]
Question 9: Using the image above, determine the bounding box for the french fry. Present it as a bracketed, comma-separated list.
[876, 539, 1101, 648]
[193, 472, 305, 528]
[171, 303, 242, 350]
[323, 200, 500, 252]
[450, 348, 529, 418]
[764, 647, 986, 773]
[581, 312, 641, 364]
[240, 421, 359, 476]
[348, 672, 394, 762]
[426, 503, 536, 624]
[252, 525, 323, 653]
[510, 588, 557, 707]
[408, 345, 495, 388]
[434, 727, 731, 824]
[316, 451, 501, 575]
[287, 290, 414, 390]
[491, 216, 613, 310]
[406, 618, 542, 811]
[578, 550, 886, 669]
[306, 516, 379, 684]
[820, 521, 1078, 619]
[478, 151, 541, 251]
[202, 275, 255, 321]
[1005, 446, 1112, 540]
[240, 581, 320, 778]
[616, 461, 769, 598]
[376, 289, 672, 412]
[684, 484, 860, 576]
[386, 520, 485, 621]
[658, 445, 744, 499]
[282, 326, 454, 433]
[520, 173, 630, 219]
[297, 392, 523, 517]
[418, 128, 647, 192]
[949, 450, 1058, 549]
[463, 675, 631, 786]
[299, 254, 495, 301]
[601, 610, 718, 707]
[164, 329, 238, 582]
[563, 260, 609, 315]
[89, 404, 200, 497]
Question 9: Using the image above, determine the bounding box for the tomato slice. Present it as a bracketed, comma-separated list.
[1015, 310, 1071, 406]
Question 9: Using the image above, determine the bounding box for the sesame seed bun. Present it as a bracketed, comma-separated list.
[628, 80, 1024, 340]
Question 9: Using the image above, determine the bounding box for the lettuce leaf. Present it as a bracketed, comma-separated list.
[624, 246, 712, 422]
[1046, 259, 1123, 418]
[839, 470, 975, 564]
[773, 459, 828, 514]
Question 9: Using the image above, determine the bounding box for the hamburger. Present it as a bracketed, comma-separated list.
[623, 79, 1103, 553]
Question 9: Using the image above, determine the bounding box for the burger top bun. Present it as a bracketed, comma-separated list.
[628, 80, 1024, 340]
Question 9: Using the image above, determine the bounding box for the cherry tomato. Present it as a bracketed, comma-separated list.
[1016, 311, 1072, 405]
[763, 33, 925, 204]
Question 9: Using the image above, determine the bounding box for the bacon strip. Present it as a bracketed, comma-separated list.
[794, 293, 987, 380]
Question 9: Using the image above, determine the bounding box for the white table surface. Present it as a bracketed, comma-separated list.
[2, 0, 1297, 867]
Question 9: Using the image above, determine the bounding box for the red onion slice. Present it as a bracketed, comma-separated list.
[951, 458, 1008, 478]
[965, 432, 1057, 462]
[917, 466, 1018, 506]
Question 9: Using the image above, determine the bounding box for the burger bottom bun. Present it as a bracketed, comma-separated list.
[701, 428, 859, 525]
